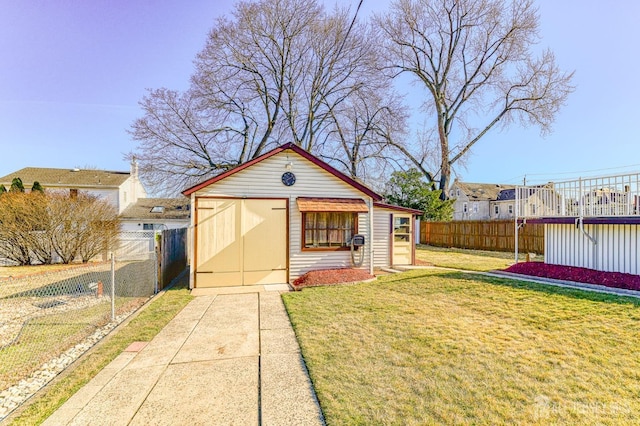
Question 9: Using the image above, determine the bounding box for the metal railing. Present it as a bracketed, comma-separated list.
[516, 172, 640, 218]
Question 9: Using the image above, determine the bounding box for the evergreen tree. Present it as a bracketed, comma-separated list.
[9, 177, 25, 192]
[0, 184, 6, 195]
[31, 181, 44, 193]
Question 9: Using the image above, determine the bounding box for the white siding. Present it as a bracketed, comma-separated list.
[373, 209, 392, 267]
[118, 176, 147, 213]
[84, 188, 120, 212]
[545, 223, 639, 275]
[193, 150, 373, 280]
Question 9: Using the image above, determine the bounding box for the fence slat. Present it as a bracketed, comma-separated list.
[420, 220, 544, 254]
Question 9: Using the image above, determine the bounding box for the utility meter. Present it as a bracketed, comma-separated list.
[350, 234, 365, 267]
[351, 234, 365, 249]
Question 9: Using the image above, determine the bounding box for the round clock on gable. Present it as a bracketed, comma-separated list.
[281, 171, 296, 186]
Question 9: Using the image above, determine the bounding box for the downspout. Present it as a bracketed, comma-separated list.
[368, 197, 374, 275]
[577, 177, 598, 269]
[576, 217, 598, 269]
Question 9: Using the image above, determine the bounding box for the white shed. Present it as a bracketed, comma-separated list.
[182, 143, 421, 289]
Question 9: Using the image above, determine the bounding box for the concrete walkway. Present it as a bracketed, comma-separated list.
[43, 286, 324, 426]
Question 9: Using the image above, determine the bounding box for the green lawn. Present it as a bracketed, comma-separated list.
[283, 269, 640, 425]
[8, 279, 193, 425]
[415, 244, 537, 272]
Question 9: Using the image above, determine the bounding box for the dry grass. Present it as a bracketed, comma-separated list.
[0, 297, 145, 390]
[283, 270, 640, 425]
[415, 244, 539, 272]
[0, 263, 88, 279]
[8, 279, 193, 425]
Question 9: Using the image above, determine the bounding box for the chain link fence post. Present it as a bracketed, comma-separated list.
[111, 252, 115, 321]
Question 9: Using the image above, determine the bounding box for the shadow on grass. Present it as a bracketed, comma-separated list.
[378, 269, 640, 306]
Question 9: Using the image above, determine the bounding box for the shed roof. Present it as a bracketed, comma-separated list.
[181, 143, 382, 201]
[373, 202, 423, 215]
[120, 198, 190, 220]
[0, 167, 130, 188]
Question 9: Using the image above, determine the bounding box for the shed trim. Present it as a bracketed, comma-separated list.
[373, 202, 423, 215]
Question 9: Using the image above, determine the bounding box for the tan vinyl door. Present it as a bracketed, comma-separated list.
[195, 198, 287, 287]
[243, 199, 287, 284]
[392, 214, 412, 265]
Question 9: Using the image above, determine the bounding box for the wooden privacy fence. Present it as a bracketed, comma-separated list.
[420, 220, 544, 254]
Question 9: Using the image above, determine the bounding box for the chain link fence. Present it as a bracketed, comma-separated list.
[0, 247, 156, 419]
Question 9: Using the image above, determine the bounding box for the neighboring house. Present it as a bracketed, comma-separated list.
[0, 160, 146, 214]
[120, 198, 190, 231]
[182, 143, 422, 289]
[492, 188, 517, 219]
[449, 180, 515, 220]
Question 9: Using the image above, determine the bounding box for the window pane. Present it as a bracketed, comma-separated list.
[304, 212, 355, 248]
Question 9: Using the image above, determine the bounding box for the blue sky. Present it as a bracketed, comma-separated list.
[1, 0, 638, 188]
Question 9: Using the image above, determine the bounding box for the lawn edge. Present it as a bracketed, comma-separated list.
[486, 270, 640, 299]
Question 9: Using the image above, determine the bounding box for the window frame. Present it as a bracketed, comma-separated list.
[494, 204, 499, 216]
[301, 211, 358, 251]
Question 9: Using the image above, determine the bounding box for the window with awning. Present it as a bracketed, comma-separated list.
[297, 198, 366, 250]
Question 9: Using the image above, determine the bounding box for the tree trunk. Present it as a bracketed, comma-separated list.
[437, 103, 450, 200]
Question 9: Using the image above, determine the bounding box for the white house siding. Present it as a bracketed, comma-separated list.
[87, 188, 120, 210]
[545, 223, 639, 275]
[452, 192, 470, 220]
[373, 209, 392, 267]
[192, 150, 373, 280]
[118, 178, 147, 213]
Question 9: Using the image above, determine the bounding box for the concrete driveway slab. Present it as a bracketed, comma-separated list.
[43, 288, 324, 425]
[130, 358, 259, 426]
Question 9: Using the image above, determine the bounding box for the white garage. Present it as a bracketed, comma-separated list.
[182, 143, 422, 289]
[195, 198, 287, 287]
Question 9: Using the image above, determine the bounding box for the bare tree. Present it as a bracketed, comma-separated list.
[0, 192, 119, 265]
[0, 192, 38, 265]
[129, 88, 239, 195]
[48, 192, 120, 264]
[377, 0, 574, 197]
[75, 195, 119, 263]
[322, 84, 408, 184]
[130, 0, 402, 195]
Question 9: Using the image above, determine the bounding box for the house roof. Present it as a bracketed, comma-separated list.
[297, 197, 369, 213]
[454, 181, 515, 201]
[0, 167, 130, 188]
[181, 143, 383, 201]
[120, 198, 191, 220]
[496, 188, 516, 201]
